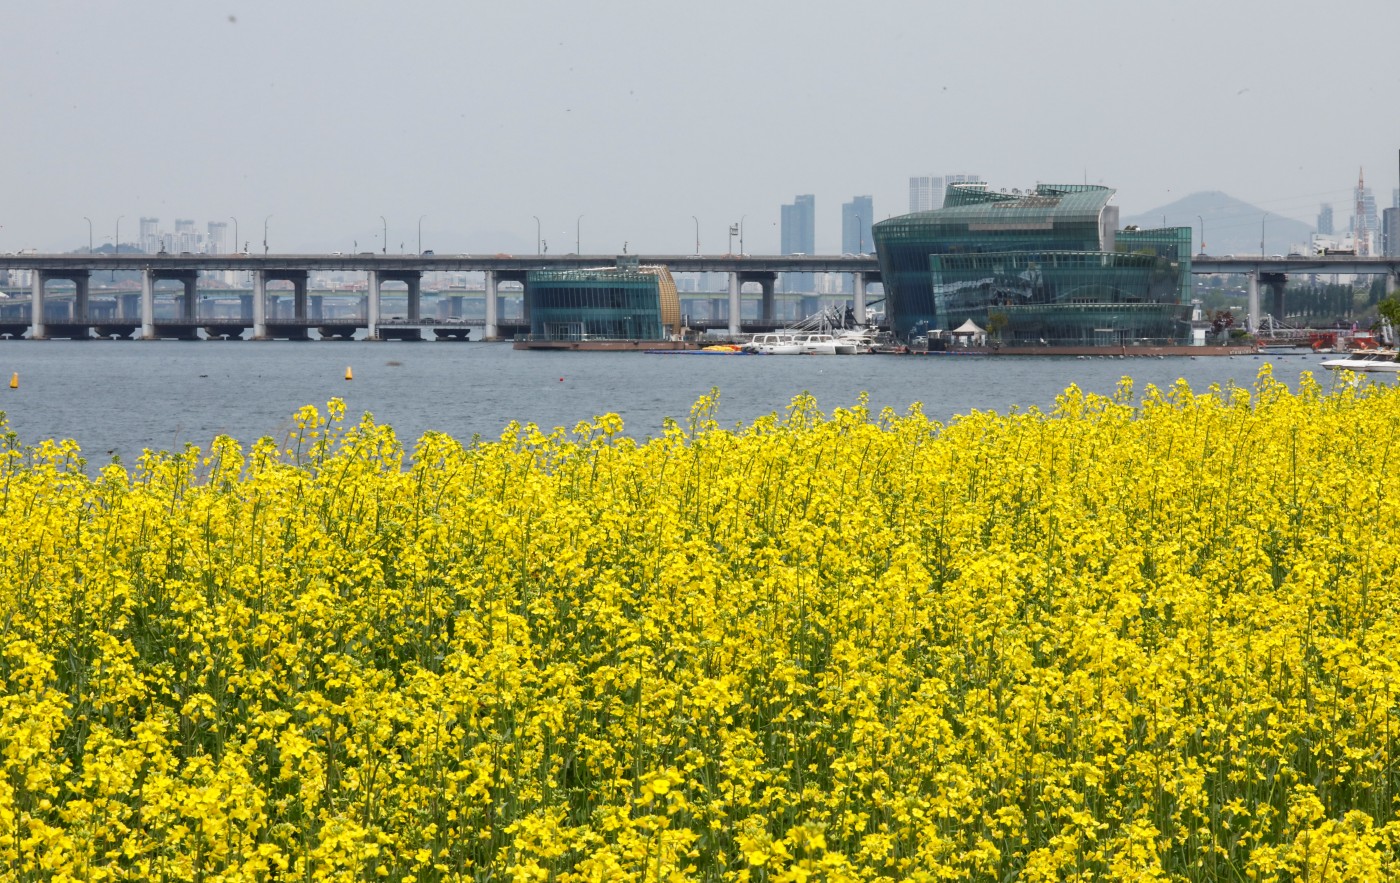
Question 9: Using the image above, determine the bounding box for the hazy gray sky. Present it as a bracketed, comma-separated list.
[4, 0, 1397, 255]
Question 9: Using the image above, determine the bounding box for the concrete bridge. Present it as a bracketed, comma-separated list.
[1192, 255, 1400, 332]
[0, 253, 884, 341]
[2, 252, 1397, 340]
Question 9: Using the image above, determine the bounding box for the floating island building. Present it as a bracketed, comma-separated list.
[873, 183, 1193, 346]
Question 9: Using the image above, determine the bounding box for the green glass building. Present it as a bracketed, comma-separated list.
[526, 262, 681, 341]
[871, 184, 1193, 344]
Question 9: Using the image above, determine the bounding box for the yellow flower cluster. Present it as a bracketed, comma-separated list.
[3, 366, 1400, 881]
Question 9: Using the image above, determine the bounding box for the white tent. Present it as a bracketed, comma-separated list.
[950, 318, 986, 346]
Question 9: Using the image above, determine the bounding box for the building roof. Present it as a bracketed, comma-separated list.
[876, 184, 1116, 234]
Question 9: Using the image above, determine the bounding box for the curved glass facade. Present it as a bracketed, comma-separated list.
[872, 184, 1193, 344]
[526, 264, 680, 341]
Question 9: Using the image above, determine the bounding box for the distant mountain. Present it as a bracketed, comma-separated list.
[1121, 191, 1313, 257]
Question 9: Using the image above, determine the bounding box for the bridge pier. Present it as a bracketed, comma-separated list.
[367, 270, 381, 340]
[74, 273, 90, 327]
[482, 270, 527, 340]
[141, 270, 156, 340]
[252, 272, 267, 340]
[152, 270, 200, 323]
[854, 272, 867, 324]
[27, 269, 93, 339]
[118, 292, 140, 322]
[736, 272, 777, 324]
[376, 270, 422, 339]
[30, 272, 44, 340]
[1246, 271, 1259, 334]
[1261, 272, 1287, 324]
[182, 274, 197, 321]
[484, 270, 498, 340]
[249, 270, 310, 339]
[727, 272, 741, 336]
[294, 279, 308, 323]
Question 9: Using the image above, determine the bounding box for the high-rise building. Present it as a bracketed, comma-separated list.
[839, 196, 874, 294]
[139, 217, 160, 254]
[781, 194, 815, 254]
[1355, 170, 1378, 255]
[780, 194, 815, 292]
[1383, 207, 1400, 257]
[1361, 192, 1379, 244]
[208, 221, 229, 255]
[1317, 204, 1334, 235]
[910, 175, 983, 213]
[174, 219, 199, 253]
[909, 177, 943, 213]
[842, 196, 874, 255]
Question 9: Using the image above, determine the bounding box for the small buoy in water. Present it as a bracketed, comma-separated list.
[559, 377, 564, 382]
[345, 366, 353, 381]
[8, 373, 16, 389]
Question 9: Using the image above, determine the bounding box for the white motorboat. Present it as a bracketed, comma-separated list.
[743, 332, 802, 355]
[793, 332, 840, 355]
[1320, 350, 1400, 373]
[834, 327, 877, 354]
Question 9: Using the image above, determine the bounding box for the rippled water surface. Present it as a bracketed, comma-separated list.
[0, 342, 1353, 464]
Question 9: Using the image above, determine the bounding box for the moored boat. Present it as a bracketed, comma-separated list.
[793, 332, 840, 355]
[743, 332, 802, 355]
[1320, 350, 1400, 373]
[746, 306, 879, 355]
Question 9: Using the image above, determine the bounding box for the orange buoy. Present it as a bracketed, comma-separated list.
[8, 373, 16, 389]
[344, 366, 353, 381]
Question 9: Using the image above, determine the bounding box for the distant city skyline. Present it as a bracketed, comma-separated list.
[72, 177, 1376, 262]
[25, 164, 1390, 260]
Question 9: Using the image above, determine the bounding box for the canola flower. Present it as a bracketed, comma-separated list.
[2, 365, 1400, 881]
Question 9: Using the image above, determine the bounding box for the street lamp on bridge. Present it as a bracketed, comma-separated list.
[83, 217, 92, 254]
[1197, 214, 1205, 254]
[691, 215, 699, 255]
[264, 215, 273, 255]
[113, 216, 123, 279]
[379, 216, 387, 255]
[230, 217, 239, 255]
[418, 214, 426, 254]
[532, 216, 541, 255]
[576, 214, 583, 254]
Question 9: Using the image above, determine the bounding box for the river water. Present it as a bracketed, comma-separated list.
[0, 342, 1350, 466]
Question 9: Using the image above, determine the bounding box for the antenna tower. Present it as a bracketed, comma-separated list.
[1355, 167, 1370, 256]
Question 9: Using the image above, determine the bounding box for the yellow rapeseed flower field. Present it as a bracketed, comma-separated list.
[3, 366, 1400, 881]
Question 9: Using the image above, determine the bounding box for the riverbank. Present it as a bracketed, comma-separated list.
[910, 343, 1259, 357]
[516, 338, 1260, 357]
